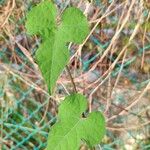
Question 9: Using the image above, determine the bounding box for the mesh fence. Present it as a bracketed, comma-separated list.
[0, 0, 150, 150]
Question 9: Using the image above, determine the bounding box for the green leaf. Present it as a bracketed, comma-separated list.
[25, 1, 57, 39]
[47, 94, 106, 150]
[59, 7, 89, 43]
[26, 1, 89, 94]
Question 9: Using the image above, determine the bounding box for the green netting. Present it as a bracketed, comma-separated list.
[0, 48, 56, 150]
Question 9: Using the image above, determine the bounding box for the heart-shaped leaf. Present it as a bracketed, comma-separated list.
[47, 94, 106, 150]
[26, 1, 89, 94]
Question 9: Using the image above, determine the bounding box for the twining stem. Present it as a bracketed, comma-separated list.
[66, 65, 77, 93]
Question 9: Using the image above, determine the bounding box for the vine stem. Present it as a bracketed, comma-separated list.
[66, 65, 77, 93]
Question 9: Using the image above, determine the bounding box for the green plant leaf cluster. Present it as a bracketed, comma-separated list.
[47, 94, 106, 150]
[26, 1, 106, 149]
[26, 1, 89, 94]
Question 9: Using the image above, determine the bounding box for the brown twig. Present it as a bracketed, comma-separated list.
[66, 65, 77, 93]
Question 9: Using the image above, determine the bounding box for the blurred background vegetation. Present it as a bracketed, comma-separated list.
[0, 0, 150, 149]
